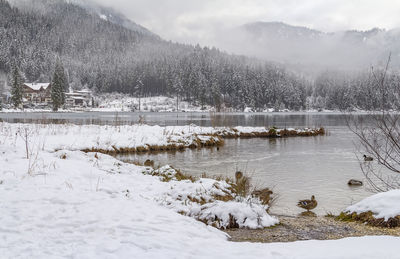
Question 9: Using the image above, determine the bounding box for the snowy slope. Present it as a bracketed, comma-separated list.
[0, 122, 399, 258]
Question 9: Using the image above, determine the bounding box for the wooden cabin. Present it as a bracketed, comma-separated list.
[23, 83, 51, 104]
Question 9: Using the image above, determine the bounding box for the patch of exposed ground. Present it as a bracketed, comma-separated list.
[224, 215, 400, 243]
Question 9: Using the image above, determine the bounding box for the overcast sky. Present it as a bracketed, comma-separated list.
[92, 0, 400, 45]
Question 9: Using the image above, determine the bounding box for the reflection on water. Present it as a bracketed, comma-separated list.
[1, 111, 380, 215]
[0, 111, 366, 127]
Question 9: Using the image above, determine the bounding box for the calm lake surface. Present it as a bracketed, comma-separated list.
[1, 111, 376, 215]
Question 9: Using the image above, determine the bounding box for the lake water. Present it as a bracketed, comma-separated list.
[0, 111, 377, 216]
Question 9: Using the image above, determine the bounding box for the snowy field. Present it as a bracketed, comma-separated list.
[0, 122, 399, 258]
[95, 95, 210, 112]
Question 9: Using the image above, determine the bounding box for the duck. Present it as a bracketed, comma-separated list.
[363, 155, 373, 161]
[348, 179, 363, 186]
[297, 195, 318, 212]
[235, 171, 243, 182]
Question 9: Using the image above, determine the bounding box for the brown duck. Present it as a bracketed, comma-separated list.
[297, 195, 318, 212]
[363, 155, 373, 161]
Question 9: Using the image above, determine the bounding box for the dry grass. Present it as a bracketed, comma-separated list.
[174, 170, 197, 182]
[252, 188, 274, 206]
[232, 173, 251, 197]
[337, 211, 400, 228]
[209, 127, 325, 139]
[200, 171, 276, 207]
[149, 167, 197, 183]
[82, 137, 224, 155]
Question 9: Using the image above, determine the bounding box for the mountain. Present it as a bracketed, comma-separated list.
[220, 22, 395, 71]
[0, 0, 309, 111]
[243, 22, 322, 41]
[2, 0, 398, 112]
[72, 0, 158, 38]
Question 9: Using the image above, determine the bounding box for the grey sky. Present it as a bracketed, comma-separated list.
[92, 0, 400, 45]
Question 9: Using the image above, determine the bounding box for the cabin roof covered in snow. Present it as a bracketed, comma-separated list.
[24, 83, 50, 91]
[76, 89, 91, 93]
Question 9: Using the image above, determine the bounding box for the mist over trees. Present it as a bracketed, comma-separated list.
[1, 0, 400, 111]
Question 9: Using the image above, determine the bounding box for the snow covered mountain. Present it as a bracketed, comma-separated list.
[72, 0, 159, 39]
[8, 0, 158, 39]
[222, 21, 397, 70]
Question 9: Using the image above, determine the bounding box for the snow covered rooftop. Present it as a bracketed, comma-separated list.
[70, 96, 86, 100]
[76, 89, 91, 93]
[24, 83, 50, 91]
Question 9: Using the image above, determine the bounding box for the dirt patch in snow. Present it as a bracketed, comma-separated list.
[224, 215, 400, 243]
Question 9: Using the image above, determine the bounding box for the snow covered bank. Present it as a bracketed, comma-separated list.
[0, 123, 324, 155]
[341, 190, 400, 227]
[0, 122, 278, 232]
[0, 123, 223, 154]
[1, 123, 399, 258]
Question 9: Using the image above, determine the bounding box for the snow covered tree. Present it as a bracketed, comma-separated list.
[11, 65, 23, 109]
[51, 59, 68, 111]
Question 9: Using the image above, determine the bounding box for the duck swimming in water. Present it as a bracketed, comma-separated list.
[297, 195, 318, 212]
[363, 155, 373, 161]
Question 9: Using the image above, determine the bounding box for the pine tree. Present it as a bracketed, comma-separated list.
[51, 59, 68, 111]
[11, 65, 23, 109]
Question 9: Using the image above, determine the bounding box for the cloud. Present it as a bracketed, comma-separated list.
[91, 0, 400, 46]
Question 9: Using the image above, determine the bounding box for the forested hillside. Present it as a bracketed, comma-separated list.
[1, 0, 399, 111]
[0, 0, 309, 111]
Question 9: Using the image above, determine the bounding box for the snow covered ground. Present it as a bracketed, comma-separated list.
[1, 94, 359, 113]
[0, 122, 399, 258]
[345, 190, 400, 221]
[0, 123, 321, 153]
[95, 95, 212, 112]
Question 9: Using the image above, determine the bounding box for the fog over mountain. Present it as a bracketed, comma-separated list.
[215, 22, 397, 72]
[78, 0, 400, 72]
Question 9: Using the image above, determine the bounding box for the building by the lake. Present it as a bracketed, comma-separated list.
[23, 83, 52, 105]
[65, 88, 92, 107]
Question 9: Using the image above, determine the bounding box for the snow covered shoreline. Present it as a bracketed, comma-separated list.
[339, 190, 400, 227]
[0, 95, 386, 113]
[0, 122, 399, 258]
[0, 123, 324, 155]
